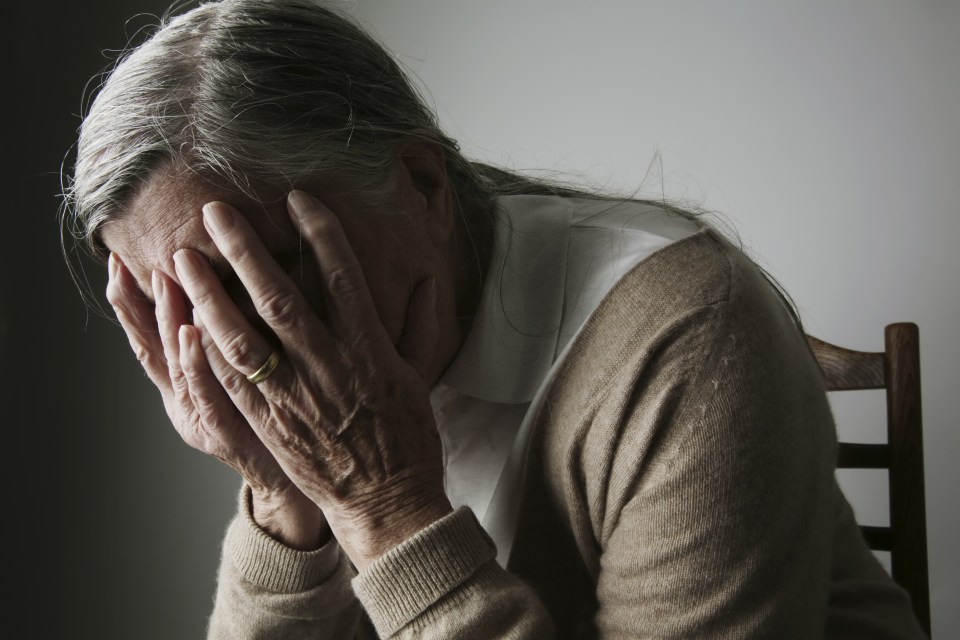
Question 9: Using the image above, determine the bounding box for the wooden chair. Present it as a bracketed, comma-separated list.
[806, 322, 930, 636]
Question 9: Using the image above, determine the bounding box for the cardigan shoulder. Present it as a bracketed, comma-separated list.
[509, 225, 840, 636]
[523, 223, 823, 514]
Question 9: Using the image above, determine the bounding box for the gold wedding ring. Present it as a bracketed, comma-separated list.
[246, 351, 280, 384]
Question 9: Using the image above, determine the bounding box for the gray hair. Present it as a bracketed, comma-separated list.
[63, 0, 535, 259]
[61, 0, 804, 330]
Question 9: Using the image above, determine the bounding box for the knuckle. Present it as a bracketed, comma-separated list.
[178, 359, 201, 386]
[327, 266, 360, 297]
[105, 281, 122, 306]
[221, 370, 248, 395]
[170, 366, 189, 390]
[258, 289, 302, 328]
[132, 342, 154, 367]
[221, 331, 258, 368]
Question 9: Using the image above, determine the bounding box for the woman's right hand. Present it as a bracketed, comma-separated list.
[106, 252, 328, 550]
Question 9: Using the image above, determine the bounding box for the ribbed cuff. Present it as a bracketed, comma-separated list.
[223, 485, 343, 593]
[352, 507, 497, 637]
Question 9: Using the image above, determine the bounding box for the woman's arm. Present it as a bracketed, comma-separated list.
[529, 232, 921, 637]
[169, 191, 453, 568]
[575, 237, 839, 637]
[207, 486, 371, 639]
[182, 192, 554, 638]
[107, 189, 553, 638]
[108, 252, 370, 638]
[107, 249, 329, 551]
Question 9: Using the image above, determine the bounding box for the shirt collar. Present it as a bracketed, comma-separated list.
[439, 195, 573, 404]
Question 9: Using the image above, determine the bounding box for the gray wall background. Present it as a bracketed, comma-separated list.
[11, 0, 957, 637]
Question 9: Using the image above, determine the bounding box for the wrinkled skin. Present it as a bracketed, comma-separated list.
[103, 145, 480, 567]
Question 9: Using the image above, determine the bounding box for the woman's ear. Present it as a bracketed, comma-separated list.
[397, 139, 453, 245]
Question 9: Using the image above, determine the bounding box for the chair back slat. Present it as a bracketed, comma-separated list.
[884, 323, 930, 635]
[859, 525, 893, 551]
[837, 443, 889, 469]
[806, 335, 885, 390]
[807, 323, 930, 637]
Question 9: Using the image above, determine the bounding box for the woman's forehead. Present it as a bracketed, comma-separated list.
[100, 168, 294, 293]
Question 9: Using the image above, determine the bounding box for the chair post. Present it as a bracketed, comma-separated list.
[885, 322, 930, 636]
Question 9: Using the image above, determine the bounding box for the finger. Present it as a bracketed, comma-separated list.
[200, 201, 331, 356]
[286, 190, 390, 353]
[173, 247, 294, 392]
[153, 270, 193, 404]
[181, 322, 292, 494]
[153, 270, 225, 438]
[192, 310, 269, 427]
[396, 277, 438, 379]
[178, 324, 245, 452]
[106, 253, 172, 393]
[193, 313, 305, 491]
[107, 254, 160, 334]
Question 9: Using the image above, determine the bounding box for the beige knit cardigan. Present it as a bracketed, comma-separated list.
[208, 229, 925, 639]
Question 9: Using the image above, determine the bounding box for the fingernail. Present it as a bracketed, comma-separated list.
[108, 252, 119, 279]
[151, 270, 164, 301]
[173, 250, 196, 277]
[178, 324, 193, 352]
[203, 202, 234, 236]
[288, 190, 320, 216]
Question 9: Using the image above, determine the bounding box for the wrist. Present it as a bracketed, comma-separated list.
[329, 483, 453, 570]
[249, 484, 330, 551]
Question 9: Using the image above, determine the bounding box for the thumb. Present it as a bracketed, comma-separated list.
[396, 277, 438, 378]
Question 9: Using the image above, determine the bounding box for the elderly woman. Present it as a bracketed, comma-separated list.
[65, 1, 925, 638]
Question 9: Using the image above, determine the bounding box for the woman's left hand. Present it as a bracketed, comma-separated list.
[172, 190, 452, 569]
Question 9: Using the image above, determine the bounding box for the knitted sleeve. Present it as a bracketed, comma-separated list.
[567, 235, 922, 637]
[206, 487, 373, 639]
[206, 231, 924, 638]
[207, 489, 555, 639]
[351, 507, 554, 638]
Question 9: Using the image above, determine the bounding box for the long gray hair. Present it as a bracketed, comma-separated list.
[63, 0, 585, 260]
[62, 0, 802, 328]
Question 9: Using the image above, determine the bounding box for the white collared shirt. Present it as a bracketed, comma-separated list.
[432, 194, 700, 566]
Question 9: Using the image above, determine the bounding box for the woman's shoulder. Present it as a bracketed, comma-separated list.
[541, 222, 819, 445]
[578, 225, 737, 343]
[581, 217, 797, 349]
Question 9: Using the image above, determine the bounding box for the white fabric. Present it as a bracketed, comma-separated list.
[432, 195, 700, 565]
